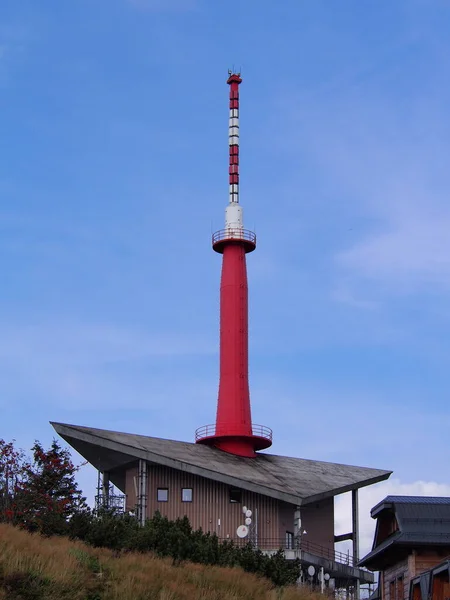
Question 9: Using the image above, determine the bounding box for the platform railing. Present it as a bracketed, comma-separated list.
[212, 228, 256, 245]
[195, 423, 273, 442]
[223, 537, 356, 567]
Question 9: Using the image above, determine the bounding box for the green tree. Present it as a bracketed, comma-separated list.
[0, 439, 25, 522]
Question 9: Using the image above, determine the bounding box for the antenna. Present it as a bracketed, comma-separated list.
[227, 70, 242, 206]
[236, 524, 249, 538]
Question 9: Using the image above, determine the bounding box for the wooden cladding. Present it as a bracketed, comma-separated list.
[125, 462, 284, 544]
[124, 461, 338, 552]
[382, 551, 450, 600]
[383, 558, 408, 600]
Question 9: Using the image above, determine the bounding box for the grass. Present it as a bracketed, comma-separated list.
[0, 523, 325, 600]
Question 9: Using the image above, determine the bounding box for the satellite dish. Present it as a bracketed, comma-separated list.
[307, 566, 315, 577]
[324, 573, 330, 581]
[245, 509, 252, 518]
[242, 506, 247, 514]
[245, 517, 252, 525]
[236, 525, 249, 538]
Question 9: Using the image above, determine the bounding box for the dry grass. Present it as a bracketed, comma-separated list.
[0, 523, 324, 600]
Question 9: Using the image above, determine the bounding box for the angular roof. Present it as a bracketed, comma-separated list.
[371, 496, 450, 517]
[359, 495, 450, 569]
[377, 496, 450, 505]
[52, 422, 391, 506]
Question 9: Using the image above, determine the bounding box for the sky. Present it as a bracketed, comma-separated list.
[1, 0, 450, 559]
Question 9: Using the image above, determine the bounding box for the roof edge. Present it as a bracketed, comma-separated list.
[303, 470, 392, 506]
[51, 422, 305, 506]
[358, 532, 401, 568]
[371, 498, 395, 519]
[51, 422, 392, 507]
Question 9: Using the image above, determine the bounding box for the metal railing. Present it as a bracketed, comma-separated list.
[94, 494, 126, 514]
[222, 537, 356, 567]
[301, 538, 356, 567]
[212, 228, 256, 246]
[195, 423, 273, 442]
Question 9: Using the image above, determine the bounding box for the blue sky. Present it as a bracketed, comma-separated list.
[1, 0, 450, 553]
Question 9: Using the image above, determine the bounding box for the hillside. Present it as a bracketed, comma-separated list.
[0, 524, 322, 600]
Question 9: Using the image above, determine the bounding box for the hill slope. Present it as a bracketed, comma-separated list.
[0, 524, 321, 600]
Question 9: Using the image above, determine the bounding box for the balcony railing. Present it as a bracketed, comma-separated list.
[195, 423, 273, 443]
[222, 537, 356, 567]
[212, 228, 256, 246]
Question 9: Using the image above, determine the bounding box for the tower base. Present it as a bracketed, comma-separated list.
[195, 425, 272, 458]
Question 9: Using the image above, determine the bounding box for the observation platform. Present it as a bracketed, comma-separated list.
[212, 228, 256, 254]
[195, 423, 273, 453]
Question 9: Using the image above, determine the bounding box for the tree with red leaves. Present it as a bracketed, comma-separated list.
[1, 438, 88, 535]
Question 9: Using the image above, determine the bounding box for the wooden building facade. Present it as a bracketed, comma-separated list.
[410, 559, 450, 600]
[359, 497, 450, 600]
[125, 461, 334, 550]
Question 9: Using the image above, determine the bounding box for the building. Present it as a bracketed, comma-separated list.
[410, 558, 450, 600]
[53, 73, 392, 594]
[358, 496, 450, 600]
[52, 421, 389, 588]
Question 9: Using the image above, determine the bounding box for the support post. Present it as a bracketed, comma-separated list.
[352, 489, 360, 600]
[294, 506, 301, 550]
[136, 460, 148, 526]
[102, 471, 110, 509]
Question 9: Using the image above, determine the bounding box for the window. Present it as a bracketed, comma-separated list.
[157, 488, 168, 502]
[182, 488, 193, 502]
[390, 576, 405, 600]
[397, 576, 404, 600]
[285, 531, 294, 550]
[229, 488, 242, 503]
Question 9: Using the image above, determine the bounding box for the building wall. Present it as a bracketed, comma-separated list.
[125, 462, 283, 547]
[381, 550, 450, 600]
[124, 462, 336, 551]
[300, 497, 335, 551]
[411, 549, 450, 578]
[278, 501, 295, 539]
[382, 557, 409, 600]
[376, 513, 399, 547]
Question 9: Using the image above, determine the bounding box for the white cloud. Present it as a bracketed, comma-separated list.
[335, 479, 450, 560]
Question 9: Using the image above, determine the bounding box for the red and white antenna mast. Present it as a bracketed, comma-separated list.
[228, 70, 241, 206]
[195, 72, 273, 458]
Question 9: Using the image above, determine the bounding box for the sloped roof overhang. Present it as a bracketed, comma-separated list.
[52, 422, 392, 507]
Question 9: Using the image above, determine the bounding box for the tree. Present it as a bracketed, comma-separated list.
[0, 439, 25, 522]
[13, 439, 88, 535]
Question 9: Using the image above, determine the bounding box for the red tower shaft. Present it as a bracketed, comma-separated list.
[216, 243, 252, 440]
[195, 73, 272, 458]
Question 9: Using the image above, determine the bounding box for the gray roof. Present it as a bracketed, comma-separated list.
[371, 495, 450, 517]
[378, 496, 450, 505]
[359, 495, 450, 568]
[52, 422, 391, 506]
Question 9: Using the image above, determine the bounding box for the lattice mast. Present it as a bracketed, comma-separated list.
[195, 72, 272, 458]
